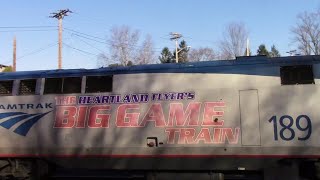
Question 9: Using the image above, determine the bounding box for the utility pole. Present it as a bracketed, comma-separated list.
[170, 32, 182, 63]
[13, 36, 16, 72]
[50, 9, 72, 69]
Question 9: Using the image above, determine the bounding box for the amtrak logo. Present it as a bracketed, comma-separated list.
[0, 111, 52, 136]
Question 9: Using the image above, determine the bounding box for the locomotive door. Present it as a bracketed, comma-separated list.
[239, 90, 261, 146]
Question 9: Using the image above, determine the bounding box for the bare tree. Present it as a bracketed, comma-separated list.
[99, 25, 139, 66]
[99, 26, 156, 67]
[110, 25, 139, 66]
[136, 34, 155, 64]
[219, 22, 248, 59]
[188, 47, 216, 62]
[292, 10, 320, 55]
[97, 53, 109, 67]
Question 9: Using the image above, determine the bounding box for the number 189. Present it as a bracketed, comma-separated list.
[268, 115, 312, 141]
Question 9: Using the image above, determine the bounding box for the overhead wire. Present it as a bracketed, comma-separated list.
[0, 23, 220, 65]
[0, 26, 57, 29]
[65, 31, 106, 44]
[0, 24, 219, 49]
[64, 32, 114, 57]
[64, 28, 105, 41]
[17, 42, 58, 60]
[0, 29, 57, 32]
[71, 34, 106, 53]
[63, 33, 101, 58]
[64, 30, 138, 51]
[0, 26, 57, 32]
[64, 27, 163, 52]
[1, 42, 58, 65]
[63, 33, 106, 69]
[63, 43, 98, 56]
[0, 25, 206, 68]
[0, 26, 100, 66]
[64, 28, 165, 67]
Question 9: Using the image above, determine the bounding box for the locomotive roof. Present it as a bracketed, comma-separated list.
[1, 55, 320, 80]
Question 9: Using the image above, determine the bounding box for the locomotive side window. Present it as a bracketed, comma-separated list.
[85, 75, 113, 93]
[0, 80, 13, 96]
[62, 77, 81, 93]
[44, 77, 82, 94]
[44, 78, 63, 94]
[19, 79, 36, 95]
[280, 65, 314, 85]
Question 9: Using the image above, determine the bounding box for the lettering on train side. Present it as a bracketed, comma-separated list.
[69, 92, 195, 105]
[53, 93, 240, 145]
[54, 102, 225, 128]
[0, 103, 53, 110]
[268, 115, 312, 141]
[165, 127, 240, 144]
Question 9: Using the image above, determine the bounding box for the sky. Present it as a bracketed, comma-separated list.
[0, 0, 319, 71]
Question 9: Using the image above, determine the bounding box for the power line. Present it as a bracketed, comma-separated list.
[65, 27, 164, 50]
[66, 32, 145, 52]
[64, 27, 105, 41]
[17, 42, 58, 60]
[0, 26, 217, 47]
[71, 34, 105, 53]
[65, 27, 163, 52]
[0, 26, 57, 29]
[1, 42, 58, 65]
[65, 31, 106, 44]
[63, 43, 98, 56]
[65, 31, 136, 49]
[0, 29, 57, 32]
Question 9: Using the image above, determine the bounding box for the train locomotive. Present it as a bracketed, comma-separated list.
[0, 55, 318, 179]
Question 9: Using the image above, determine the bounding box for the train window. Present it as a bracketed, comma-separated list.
[44, 78, 62, 94]
[19, 79, 36, 95]
[44, 77, 82, 94]
[85, 75, 113, 93]
[280, 65, 314, 85]
[62, 77, 81, 93]
[0, 80, 13, 96]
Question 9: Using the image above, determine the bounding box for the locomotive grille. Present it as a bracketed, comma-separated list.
[0, 80, 13, 96]
[280, 65, 314, 85]
[19, 79, 36, 95]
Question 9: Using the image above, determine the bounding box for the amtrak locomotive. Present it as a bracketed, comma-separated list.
[0, 55, 318, 179]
